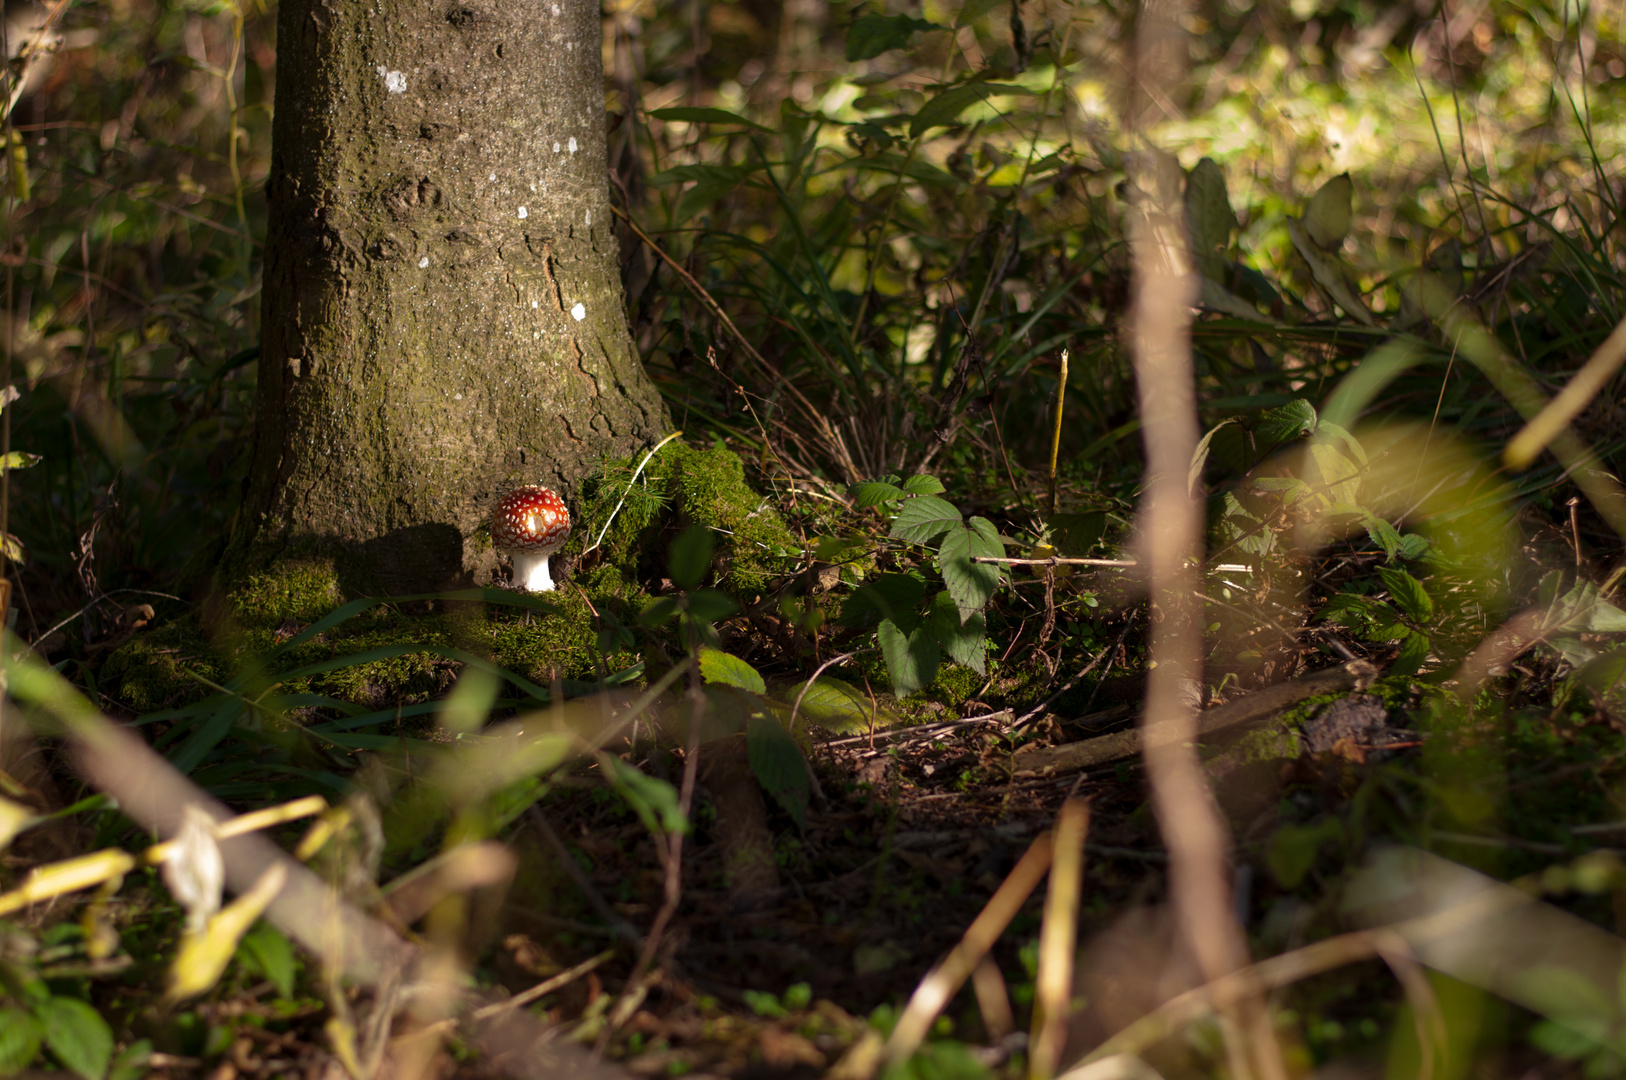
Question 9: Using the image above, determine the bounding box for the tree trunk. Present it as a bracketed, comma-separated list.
[247, 0, 667, 593]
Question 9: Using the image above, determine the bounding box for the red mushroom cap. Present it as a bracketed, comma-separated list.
[491, 485, 571, 555]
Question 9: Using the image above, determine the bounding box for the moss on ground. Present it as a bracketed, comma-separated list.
[104, 567, 648, 720]
[100, 619, 225, 713]
[574, 441, 800, 596]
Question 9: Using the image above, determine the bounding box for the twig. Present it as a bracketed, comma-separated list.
[1013, 615, 1138, 730]
[30, 587, 182, 649]
[1048, 348, 1069, 516]
[470, 949, 614, 1021]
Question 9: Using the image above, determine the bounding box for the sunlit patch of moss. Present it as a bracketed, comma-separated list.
[225, 558, 343, 628]
[574, 441, 800, 596]
[101, 618, 223, 713]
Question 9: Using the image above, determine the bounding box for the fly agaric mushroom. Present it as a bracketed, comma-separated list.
[491, 485, 571, 592]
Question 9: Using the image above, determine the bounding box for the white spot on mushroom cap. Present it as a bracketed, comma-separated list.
[488, 172, 496, 181]
[418, 256, 429, 268]
[518, 206, 528, 219]
[531, 300, 539, 308]
[571, 303, 586, 321]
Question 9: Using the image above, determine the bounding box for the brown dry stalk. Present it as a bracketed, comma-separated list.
[882, 828, 1057, 1065]
[1124, 5, 1286, 1075]
[1030, 799, 1091, 1080]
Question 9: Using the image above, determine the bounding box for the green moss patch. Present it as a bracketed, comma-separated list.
[575, 441, 800, 596]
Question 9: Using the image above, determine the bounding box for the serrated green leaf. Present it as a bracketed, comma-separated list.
[1256, 399, 1318, 445]
[639, 596, 680, 627]
[746, 715, 808, 830]
[668, 527, 714, 590]
[878, 618, 940, 696]
[1378, 567, 1433, 624]
[955, 0, 1007, 27]
[900, 474, 946, 495]
[237, 921, 295, 999]
[929, 592, 987, 675]
[889, 495, 961, 545]
[0, 1006, 40, 1075]
[937, 516, 1002, 622]
[840, 573, 926, 626]
[37, 997, 112, 1080]
[846, 13, 943, 61]
[1185, 157, 1235, 282]
[783, 677, 876, 733]
[1304, 173, 1353, 249]
[1362, 515, 1403, 562]
[849, 480, 906, 508]
[1396, 533, 1430, 560]
[648, 106, 772, 132]
[1391, 632, 1431, 677]
[606, 758, 688, 837]
[1313, 420, 1367, 465]
[1308, 441, 1361, 506]
[699, 648, 767, 694]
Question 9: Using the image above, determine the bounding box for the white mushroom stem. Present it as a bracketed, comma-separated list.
[512, 549, 557, 592]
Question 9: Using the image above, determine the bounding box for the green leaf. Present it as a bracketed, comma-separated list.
[1362, 514, 1403, 562]
[106, 1041, 151, 1080]
[909, 84, 1000, 138]
[639, 596, 680, 627]
[783, 677, 875, 733]
[648, 106, 772, 132]
[0, 1006, 40, 1075]
[845, 14, 943, 61]
[1189, 418, 1237, 495]
[606, 758, 688, 837]
[36, 997, 112, 1080]
[937, 516, 1002, 622]
[929, 592, 987, 675]
[840, 573, 926, 626]
[668, 526, 714, 590]
[850, 480, 907, 508]
[1185, 157, 1235, 282]
[1256, 399, 1318, 446]
[899, 474, 946, 495]
[955, 0, 1008, 27]
[699, 649, 767, 694]
[1266, 818, 1342, 888]
[746, 715, 808, 830]
[1307, 441, 1361, 506]
[1378, 567, 1433, 624]
[0, 452, 41, 472]
[236, 921, 296, 999]
[684, 589, 737, 625]
[889, 495, 962, 545]
[1304, 172, 1354, 249]
[1287, 216, 1375, 326]
[1391, 632, 1431, 677]
[877, 618, 940, 696]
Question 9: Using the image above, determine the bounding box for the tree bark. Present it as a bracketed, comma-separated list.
[247, 0, 667, 592]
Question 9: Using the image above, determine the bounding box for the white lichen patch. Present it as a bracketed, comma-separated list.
[585, 209, 591, 225]
[568, 136, 578, 153]
[418, 256, 430, 268]
[552, 141, 561, 152]
[518, 206, 528, 219]
[531, 300, 539, 308]
[375, 66, 407, 94]
[571, 302, 586, 321]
